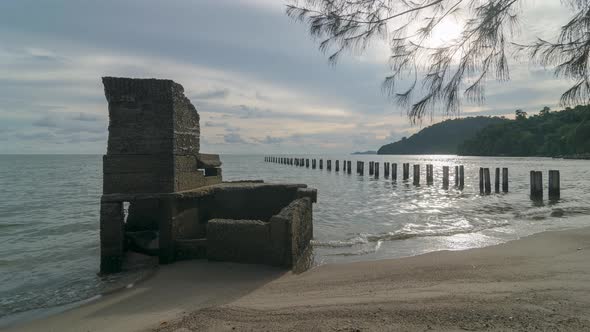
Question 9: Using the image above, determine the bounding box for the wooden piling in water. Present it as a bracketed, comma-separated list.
[327, 160, 332, 171]
[479, 167, 484, 194]
[426, 164, 433, 185]
[442, 166, 449, 189]
[549, 170, 560, 200]
[358, 161, 364, 175]
[384, 162, 390, 178]
[306, 159, 309, 168]
[312, 159, 316, 169]
[335, 160, 340, 172]
[369, 162, 374, 176]
[459, 165, 465, 190]
[392, 163, 397, 180]
[530, 170, 543, 200]
[343, 160, 346, 172]
[374, 162, 379, 178]
[320, 159, 323, 169]
[455, 166, 459, 187]
[494, 168, 500, 193]
[484, 168, 491, 194]
[413, 164, 420, 185]
[502, 168, 508, 192]
[347, 161, 352, 174]
[403, 163, 409, 180]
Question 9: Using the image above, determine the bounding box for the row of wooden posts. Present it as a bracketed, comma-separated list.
[263, 157, 560, 200]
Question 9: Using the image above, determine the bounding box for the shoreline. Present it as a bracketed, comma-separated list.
[6, 226, 590, 331]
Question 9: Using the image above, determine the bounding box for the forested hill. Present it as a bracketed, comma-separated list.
[459, 105, 590, 157]
[378, 117, 508, 155]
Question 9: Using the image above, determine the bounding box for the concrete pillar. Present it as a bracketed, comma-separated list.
[413, 164, 420, 185]
[442, 166, 449, 189]
[549, 170, 560, 200]
[100, 201, 125, 274]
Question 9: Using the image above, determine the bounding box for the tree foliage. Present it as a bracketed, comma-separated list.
[377, 116, 507, 154]
[459, 105, 590, 156]
[287, 0, 590, 121]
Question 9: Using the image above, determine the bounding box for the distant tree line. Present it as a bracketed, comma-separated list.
[459, 105, 590, 157]
[378, 117, 507, 155]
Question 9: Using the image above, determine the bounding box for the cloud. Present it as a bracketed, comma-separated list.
[192, 88, 230, 100]
[71, 112, 103, 122]
[0, 0, 577, 154]
[32, 115, 59, 127]
[223, 132, 248, 144]
[258, 135, 284, 144]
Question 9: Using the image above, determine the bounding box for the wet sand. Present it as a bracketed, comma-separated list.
[8, 226, 590, 332]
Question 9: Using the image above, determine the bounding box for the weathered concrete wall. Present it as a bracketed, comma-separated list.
[207, 196, 314, 268]
[101, 77, 218, 195]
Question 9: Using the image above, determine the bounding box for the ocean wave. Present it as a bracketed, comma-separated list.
[313, 222, 510, 249]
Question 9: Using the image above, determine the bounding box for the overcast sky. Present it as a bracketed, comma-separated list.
[0, 0, 575, 154]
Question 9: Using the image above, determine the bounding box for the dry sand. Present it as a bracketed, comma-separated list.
[7, 226, 590, 332]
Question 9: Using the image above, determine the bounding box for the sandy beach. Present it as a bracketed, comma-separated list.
[7, 226, 590, 332]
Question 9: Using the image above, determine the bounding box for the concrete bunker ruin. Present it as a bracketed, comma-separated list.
[100, 77, 316, 274]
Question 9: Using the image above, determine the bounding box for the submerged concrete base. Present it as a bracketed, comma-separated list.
[100, 182, 317, 274]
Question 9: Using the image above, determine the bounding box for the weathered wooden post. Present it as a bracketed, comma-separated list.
[358, 161, 364, 175]
[502, 168, 508, 192]
[413, 164, 420, 185]
[335, 160, 340, 172]
[530, 170, 543, 200]
[403, 163, 409, 180]
[320, 159, 323, 169]
[347, 161, 352, 174]
[494, 168, 500, 193]
[442, 166, 449, 189]
[343, 160, 346, 172]
[484, 168, 491, 194]
[374, 162, 379, 178]
[306, 159, 309, 168]
[384, 162, 390, 178]
[392, 163, 397, 180]
[549, 170, 560, 200]
[327, 160, 332, 171]
[455, 166, 459, 187]
[426, 164, 433, 185]
[479, 167, 484, 194]
[459, 165, 465, 190]
[312, 159, 316, 169]
[369, 161, 374, 176]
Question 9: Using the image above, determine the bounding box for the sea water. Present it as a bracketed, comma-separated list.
[1, 154, 589, 322]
